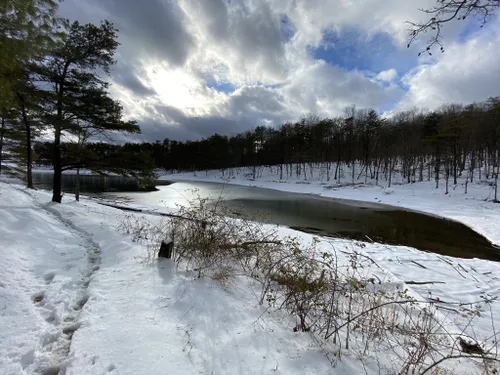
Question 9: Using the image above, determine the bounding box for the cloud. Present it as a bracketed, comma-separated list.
[57, 0, 500, 141]
[180, 0, 288, 85]
[111, 59, 157, 97]
[376, 69, 398, 82]
[281, 61, 404, 118]
[397, 24, 500, 111]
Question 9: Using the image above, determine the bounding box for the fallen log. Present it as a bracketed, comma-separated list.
[95, 201, 207, 225]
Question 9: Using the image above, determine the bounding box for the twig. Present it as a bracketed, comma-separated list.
[219, 240, 282, 250]
[411, 260, 427, 269]
[458, 264, 469, 274]
[449, 264, 467, 279]
[364, 235, 375, 243]
[420, 354, 500, 375]
[437, 255, 453, 265]
[97, 201, 208, 225]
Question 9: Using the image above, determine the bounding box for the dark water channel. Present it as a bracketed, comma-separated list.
[32, 171, 169, 193]
[31, 173, 500, 261]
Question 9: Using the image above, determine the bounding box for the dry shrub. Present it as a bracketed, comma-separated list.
[118, 213, 168, 263]
[119, 194, 500, 375]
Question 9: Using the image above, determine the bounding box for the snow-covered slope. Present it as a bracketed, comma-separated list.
[0, 183, 346, 375]
[2, 180, 500, 375]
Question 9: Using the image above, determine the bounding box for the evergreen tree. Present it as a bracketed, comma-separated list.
[0, 0, 61, 108]
[32, 20, 140, 202]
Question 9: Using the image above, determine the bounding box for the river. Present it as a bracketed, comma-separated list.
[32, 172, 500, 261]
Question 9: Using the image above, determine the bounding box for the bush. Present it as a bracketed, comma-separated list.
[120, 194, 500, 375]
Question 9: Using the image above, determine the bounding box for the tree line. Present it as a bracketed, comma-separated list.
[111, 99, 499, 201]
[0, 0, 153, 202]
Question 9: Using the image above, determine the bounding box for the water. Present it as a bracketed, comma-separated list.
[32, 171, 167, 193]
[29, 173, 499, 260]
[104, 181, 500, 262]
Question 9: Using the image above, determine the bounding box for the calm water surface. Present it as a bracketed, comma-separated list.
[31, 173, 500, 261]
[109, 181, 500, 261]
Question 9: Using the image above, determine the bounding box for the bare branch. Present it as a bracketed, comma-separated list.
[407, 0, 499, 54]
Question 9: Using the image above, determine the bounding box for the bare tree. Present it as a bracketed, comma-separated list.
[407, 0, 500, 54]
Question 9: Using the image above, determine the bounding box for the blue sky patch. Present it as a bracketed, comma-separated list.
[310, 27, 418, 78]
[279, 14, 295, 43]
[207, 81, 237, 94]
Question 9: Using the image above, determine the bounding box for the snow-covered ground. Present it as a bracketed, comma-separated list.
[2, 171, 500, 374]
[0, 182, 353, 375]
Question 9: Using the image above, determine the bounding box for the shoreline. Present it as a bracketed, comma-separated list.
[160, 170, 500, 248]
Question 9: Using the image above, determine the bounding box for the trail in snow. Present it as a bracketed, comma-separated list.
[7, 186, 102, 375]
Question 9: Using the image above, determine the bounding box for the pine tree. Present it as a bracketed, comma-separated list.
[0, 0, 61, 108]
[32, 20, 140, 202]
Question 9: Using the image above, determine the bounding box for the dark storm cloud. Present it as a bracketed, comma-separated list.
[228, 86, 286, 114]
[153, 104, 253, 140]
[114, 116, 248, 143]
[60, 0, 195, 67]
[111, 60, 157, 97]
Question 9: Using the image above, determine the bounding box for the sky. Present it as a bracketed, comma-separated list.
[59, 0, 500, 142]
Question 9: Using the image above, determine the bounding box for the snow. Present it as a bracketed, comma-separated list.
[0, 182, 351, 375]
[2, 167, 500, 374]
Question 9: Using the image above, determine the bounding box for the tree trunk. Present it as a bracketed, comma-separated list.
[453, 143, 458, 185]
[419, 157, 424, 182]
[52, 65, 68, 203]
[495, 164, 499, 203]
[19, 99, 33, 189]
[25, 120, 33, 189]
[75, 168, 80, 201]
[52, 122, 63, 202]
[435, 145, 440, 189]
[495, 173, 498, 203]
[479, 151, 482, 180]
[0, 117, 5, 176]
[470, 152, 475, 182]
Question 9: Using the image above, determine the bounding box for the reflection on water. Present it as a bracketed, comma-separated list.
[105, 181, 500, 262]
[32, 172, 166, 193]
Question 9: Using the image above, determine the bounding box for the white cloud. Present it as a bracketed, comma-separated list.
[59, 0, 500, 141]
[376, 69, 398, 82]
[397, 25, 500, 111]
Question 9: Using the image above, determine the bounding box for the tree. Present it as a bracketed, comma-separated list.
[0, 0, 61, 108]
[33, 20, 140, 202]
[1, 0, 62, 185]
[407, 0, 500, 54]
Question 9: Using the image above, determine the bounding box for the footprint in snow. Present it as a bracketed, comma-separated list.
[44, 272, 56, 284]
[72, 293, 89, 311]
[62, 322, 81, 337]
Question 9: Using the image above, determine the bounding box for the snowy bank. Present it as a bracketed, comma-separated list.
[0, 183, 342, 375]
[2, 181, 500, 375]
